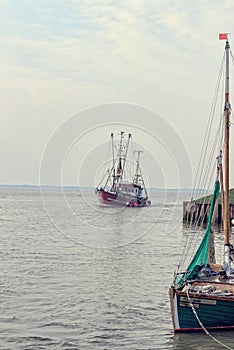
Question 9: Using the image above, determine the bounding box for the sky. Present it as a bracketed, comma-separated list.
[1, 0, 234, 188]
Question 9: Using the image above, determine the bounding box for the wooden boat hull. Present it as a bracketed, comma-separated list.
[97, 189, 149, 207]
[169, 286, 234, 332]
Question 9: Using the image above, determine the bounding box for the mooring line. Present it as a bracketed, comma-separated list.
[186, 290, 234, 350]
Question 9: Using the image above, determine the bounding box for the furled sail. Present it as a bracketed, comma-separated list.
[179, 180, 220, 285]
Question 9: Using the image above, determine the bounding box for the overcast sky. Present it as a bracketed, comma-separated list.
[1, 0, 234, 188]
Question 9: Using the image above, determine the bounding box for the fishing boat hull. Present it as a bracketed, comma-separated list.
[97, 188, 149, 207]
[169, 286, 234, 332]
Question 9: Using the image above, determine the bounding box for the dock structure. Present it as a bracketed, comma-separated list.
[183, 188, 234, 226]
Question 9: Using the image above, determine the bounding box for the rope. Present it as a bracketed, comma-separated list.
[192, 53, 225, 201]
[175, 46, 233, 288]
[186, 290, 234, 350]
[178, 53, 226, 273]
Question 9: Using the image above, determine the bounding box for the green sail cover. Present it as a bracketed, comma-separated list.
[178, 180, 220, 285]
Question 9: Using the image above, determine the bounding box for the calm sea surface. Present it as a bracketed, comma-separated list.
[0, 187, 234, 350]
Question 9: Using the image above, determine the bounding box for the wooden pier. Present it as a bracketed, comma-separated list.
[183, 188, 234, 225]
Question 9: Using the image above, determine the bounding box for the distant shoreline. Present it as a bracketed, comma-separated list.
[0, 184, 195, 192]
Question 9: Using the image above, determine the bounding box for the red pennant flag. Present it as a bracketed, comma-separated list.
[219, 33, 227, 40]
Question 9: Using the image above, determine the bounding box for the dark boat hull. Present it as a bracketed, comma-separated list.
[169, 286, 234, 332]
[97, 189, 149, 207]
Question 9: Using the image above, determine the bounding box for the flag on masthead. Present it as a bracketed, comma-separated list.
[219, 33, 227, 40]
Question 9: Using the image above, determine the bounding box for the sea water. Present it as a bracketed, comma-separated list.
[0, 187, 233, 350]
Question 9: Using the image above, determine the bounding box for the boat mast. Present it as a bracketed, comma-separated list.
[218, 151, 224, 227]
[116, 132, 131, 182]
[133, 150, 142, 185]
[133, 151, 148, 198]
[223, 38, 231, 272]
[111, 133, 116, 188]
[116, 131, 124, 183]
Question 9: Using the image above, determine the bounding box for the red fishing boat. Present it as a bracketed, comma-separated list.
[95, 131, 151, 207]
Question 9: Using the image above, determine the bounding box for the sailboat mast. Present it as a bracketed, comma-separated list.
[218, 151, 225, 227]
[224, 39, 230, 243]
[224, 38, 231, 269]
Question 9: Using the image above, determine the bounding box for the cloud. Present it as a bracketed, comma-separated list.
[1, 0, 234, 185]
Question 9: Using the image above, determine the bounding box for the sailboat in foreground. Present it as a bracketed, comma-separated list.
[95, 131, 151, 207]
[170, 34, 234, 332]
